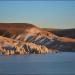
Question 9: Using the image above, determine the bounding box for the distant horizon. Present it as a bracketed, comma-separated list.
[0, 1, 75, 28]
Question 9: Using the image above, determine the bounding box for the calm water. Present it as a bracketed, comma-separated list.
[0, 52, 75, 75]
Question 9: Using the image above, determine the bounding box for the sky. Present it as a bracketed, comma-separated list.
[0, 1, 75, 28]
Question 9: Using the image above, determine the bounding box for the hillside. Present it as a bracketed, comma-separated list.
[0, 23, 75, 55]
[43, 28, 75, 38]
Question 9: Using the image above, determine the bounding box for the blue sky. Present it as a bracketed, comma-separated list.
[0, 1, 75, 28]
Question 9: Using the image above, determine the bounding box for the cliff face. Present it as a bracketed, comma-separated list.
[0, 23, 75, 55]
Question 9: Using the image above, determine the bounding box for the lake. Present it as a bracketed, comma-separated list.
[0, 52, 75, 75]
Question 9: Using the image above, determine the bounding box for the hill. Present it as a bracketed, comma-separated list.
[0, 23, 75, 55]
[43, 28, 75, 38]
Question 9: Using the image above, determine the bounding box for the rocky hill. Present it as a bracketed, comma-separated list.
[0, 23, 75, 55]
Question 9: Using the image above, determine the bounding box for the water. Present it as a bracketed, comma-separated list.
[0, 52, 75, 75]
